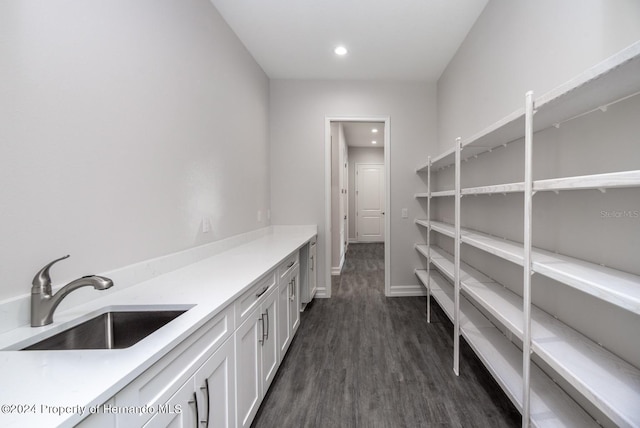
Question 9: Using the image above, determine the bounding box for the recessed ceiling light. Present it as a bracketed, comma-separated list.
[372, 128, 378, 133]
[334, 46, 348, 56]
[372, 140, 377, 144]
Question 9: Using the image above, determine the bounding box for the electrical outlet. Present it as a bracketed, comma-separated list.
[401, 208, 408, 219]
[202, 217, 211, 233]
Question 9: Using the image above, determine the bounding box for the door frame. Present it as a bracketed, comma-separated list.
[354, 162, 385, 243]
[324, 116, 391, 297]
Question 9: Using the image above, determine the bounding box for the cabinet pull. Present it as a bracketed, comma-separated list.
[310, 255, 314, 271]
[289, 279, 293, 301]
[256, 286, 269, 298]
[290, 277, 296, 301]
[264, 308, 269, 341]
[287, 261, 295, 268]
[189, 392, 199, 428]
[200, 378, 210, 428]
[258, 314, 265, 345]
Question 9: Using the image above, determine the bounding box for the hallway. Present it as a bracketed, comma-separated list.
[252, 243, 520, 427]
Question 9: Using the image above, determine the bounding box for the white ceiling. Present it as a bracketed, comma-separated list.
[341, 122, 385, 148]
[210, 0, 488, 82]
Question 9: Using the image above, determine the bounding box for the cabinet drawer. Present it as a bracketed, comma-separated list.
[115, 305, 233, 427]
[278, 251, 300, 279]
[235, 271, 276, 327]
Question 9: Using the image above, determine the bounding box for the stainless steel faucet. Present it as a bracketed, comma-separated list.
[31, 255, 114, 327]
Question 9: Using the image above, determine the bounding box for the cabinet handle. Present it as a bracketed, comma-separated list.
[256, 286, 269, 298]
[188, 392, 199, 428]
[289, 279, 293, 301]
[290, 277, 296, 301]
[287, 261, 295, 268]
[200, 378, 210, 428]
[264, 308, 269, 341]
[310, 255, 314, 271]
[258, 314, 265, 345]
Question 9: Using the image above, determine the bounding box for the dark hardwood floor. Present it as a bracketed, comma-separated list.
[252, 243, 520, 427]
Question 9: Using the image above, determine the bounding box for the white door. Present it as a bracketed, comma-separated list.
[235, 310, 262, 428]
[260, 288, 279, 393]
[195, 337, 236, 428]
[356, 164, 385, 242]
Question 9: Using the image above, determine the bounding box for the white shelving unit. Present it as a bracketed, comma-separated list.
[414, 41, 640, 428]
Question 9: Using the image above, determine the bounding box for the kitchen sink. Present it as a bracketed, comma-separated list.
[22, 309, 189, 351]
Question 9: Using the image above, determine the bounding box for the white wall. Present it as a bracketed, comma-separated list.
[270, 80, 437, 295]
[0, 0, 270, 302]
[435, 1, 640, 422]
[348, 147, 384, 241]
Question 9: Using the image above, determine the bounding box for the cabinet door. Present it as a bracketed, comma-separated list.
[278, 271, 292, 357]
[261, 288, 278, 393]
[289, 265, 301, 335]
[195, 336, 236, 428]
[143, 377, 197, 428]
[235, 309, 262, 428]
[309, 239, 317, 298]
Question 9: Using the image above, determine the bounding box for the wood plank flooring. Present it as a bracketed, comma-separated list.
[252, 243, 520, 427]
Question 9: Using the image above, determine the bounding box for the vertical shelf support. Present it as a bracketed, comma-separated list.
[426, 156, 432, 323]
[522, 91, 535, 428]
[453, 137, 462, 376]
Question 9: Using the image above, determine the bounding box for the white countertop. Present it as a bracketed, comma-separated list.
[0, 225, 317, 427]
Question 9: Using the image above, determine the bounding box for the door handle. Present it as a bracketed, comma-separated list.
[200, 379, 210, 428]
[258, 314, 265, 345]
[188, 392, 199, 428]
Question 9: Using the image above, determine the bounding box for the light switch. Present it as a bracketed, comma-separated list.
[401, 208, 408, 219]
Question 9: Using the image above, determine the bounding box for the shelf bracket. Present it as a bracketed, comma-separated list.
[598, 188, 606, 193]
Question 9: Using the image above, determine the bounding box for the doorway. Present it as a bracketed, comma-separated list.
[324, 117, 390, 297]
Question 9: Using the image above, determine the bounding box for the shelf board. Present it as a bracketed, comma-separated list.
[415, 219, 429, 229]
[429, 221, 455, 238]
[534, 41, 640, 131]
[417, 270, 599, 427]
[462, 108, 527, 151]
[415, 243, 429, 260]
[462, 182, 525, 195]
[432, 189, 455, 197]
[427, 222, 640, 315]
[414, 192, 429, 198]
[534, 170, 640, 192]
[455, 41, 640, 163]
[463, 277, 640, 428]
[459, 170, 640, 196]
[431, 147, 456, 170]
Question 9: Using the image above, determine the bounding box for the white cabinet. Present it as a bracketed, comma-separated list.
[260, 287, 279, 393]
[115, 306, 233, 427]
[195, 336, 236, 428]
[309, 238, 317, 300]
[289, 264, 300, 335]
[278, 258, 300, 358]
[88, 245, 311, 428]
[142, 376, 197, 428]
[235, 287, 278, 428]
[145, 336, 236, 428]
[235, 307, 262, 428]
